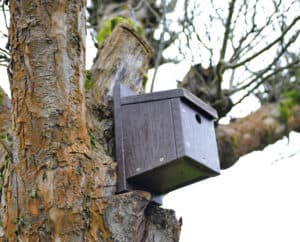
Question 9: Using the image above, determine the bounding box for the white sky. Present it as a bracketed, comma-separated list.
[1, 3, 300, 242]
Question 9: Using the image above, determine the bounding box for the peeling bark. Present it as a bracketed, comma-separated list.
[0, 87, 11, 239]
[218, 103, 300, 168]
[0, 87, 11, 162]
[5, 1, 90, 240]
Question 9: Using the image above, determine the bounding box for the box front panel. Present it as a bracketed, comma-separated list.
[177, 101, 220, 172]
[122, 100, 177, 178]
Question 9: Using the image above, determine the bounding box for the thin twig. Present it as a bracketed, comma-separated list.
[234, 61, 300, 105]
[215, 0, 237, 98]
[150, 0, 167, 92]
[226, 16, 300, 69]
[230, 30, 300, 94]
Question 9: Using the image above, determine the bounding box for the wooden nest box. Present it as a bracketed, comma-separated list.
[114, 84, 220, 195]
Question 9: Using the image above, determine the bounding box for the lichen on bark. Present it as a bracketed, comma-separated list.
[5, 0, 91, 240]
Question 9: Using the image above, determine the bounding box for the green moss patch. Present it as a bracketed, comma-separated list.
[97, 16, 144, 46]
[279, 89, 300, 122]
[89, 134, 96, 150]
[142, 73, 148, 90]
[0, 92, 3, 106]
[85, 70, 93, 90]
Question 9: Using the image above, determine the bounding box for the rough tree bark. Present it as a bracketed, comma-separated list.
[5, 0, 91, 240]
[0, 87, 11, 163]
[0, 87, 11, 238]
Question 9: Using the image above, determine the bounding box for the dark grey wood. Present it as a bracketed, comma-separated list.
[113, 84, 127, 193]
[113, 83, 220, 196]
[127, 157, 218, 194]
[113, 84, 136, 193]
[122, 100, 177, 178]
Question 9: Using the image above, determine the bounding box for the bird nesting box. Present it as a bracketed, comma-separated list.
[114, 84, 220, 195]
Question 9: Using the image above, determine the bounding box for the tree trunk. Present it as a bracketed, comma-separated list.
[5, 0, 91, 240]
[0, 87, 11, 238]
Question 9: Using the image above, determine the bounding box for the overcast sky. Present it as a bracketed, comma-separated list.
[1, 4, 300, 242]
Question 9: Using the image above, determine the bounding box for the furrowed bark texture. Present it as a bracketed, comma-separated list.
[85, 24, 181, 241]
[218, 103, 300, 168]
[5, 1, 91, 240]
[0, 87, 11, 163]
[0, 87, 12, 238]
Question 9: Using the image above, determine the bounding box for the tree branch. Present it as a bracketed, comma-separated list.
[217, 103, 300, 168]
[215, 0, 237, 98]
[230, 30, 300, 95]
[226, 15, 300, 69]
[150, 0, 167, 92]
[234, 61, 300, 105]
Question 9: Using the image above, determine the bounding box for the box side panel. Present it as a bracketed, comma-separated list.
[122, 100, 177, 178]
[178, 101, 220, 172]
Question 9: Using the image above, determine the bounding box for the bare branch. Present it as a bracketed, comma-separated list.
[230, 29, 300, 94]
[234, 61, 300, 105]
[150, 0, 167, 92]
[210, 0, 226, 26]
[215, 0, 237, 97]
[226, 15, 300, 69]
[230, 0, 285, 64]
[1, 0, 9, 30]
